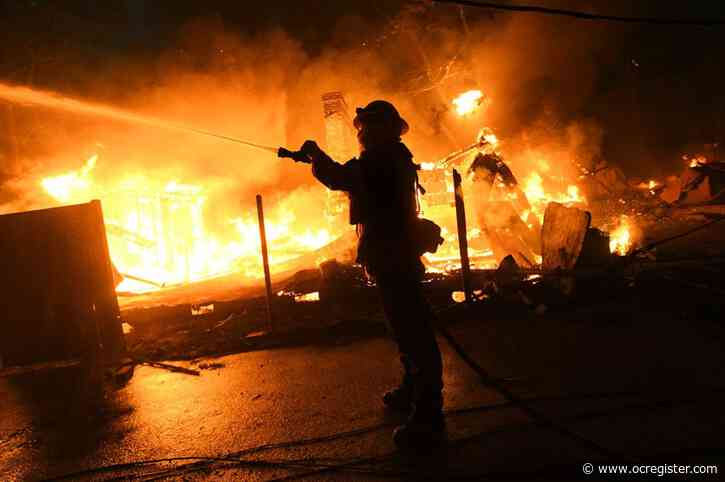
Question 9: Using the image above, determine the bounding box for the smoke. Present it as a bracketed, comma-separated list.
[1, 20, 304, 214]
[0, 4, 628, 220]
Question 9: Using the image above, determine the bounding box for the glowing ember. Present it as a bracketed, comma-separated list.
[451, 291, 467, 303]
[636, 179, 660, 192]
[452, 89, 484, 116]
[451, 290, 486, 303]
[688, 155, 708, 168]
[294, 291, 320, 303]
[609, 216, 632, 256]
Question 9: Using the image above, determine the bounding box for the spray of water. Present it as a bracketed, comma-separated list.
[0, 82, 279, 153]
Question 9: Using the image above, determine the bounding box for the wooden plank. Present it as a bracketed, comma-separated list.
[453, 169, 473, 302]
[541, 202, 591, 272]
[479, 201, 539, 267]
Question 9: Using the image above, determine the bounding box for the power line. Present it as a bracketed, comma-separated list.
[435, 0, 725, 26]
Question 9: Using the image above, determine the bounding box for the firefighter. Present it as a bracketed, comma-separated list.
[298, 100, 445, 449]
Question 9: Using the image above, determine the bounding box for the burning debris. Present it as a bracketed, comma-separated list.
[19, 83, 713, 314]
[609, 215, 633, 256]
[1, 73, 656, 309]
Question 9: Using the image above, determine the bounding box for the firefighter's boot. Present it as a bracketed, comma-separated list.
[383, 356, 415, 412]
[392, 391, 445, 450]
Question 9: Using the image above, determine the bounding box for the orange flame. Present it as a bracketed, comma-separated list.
[452, 89, 484, 116]
[609, 216, 632, 256]
[41, 154, 97, 202]
[40, 155, 334, 292]
[521, 170, 584, 224]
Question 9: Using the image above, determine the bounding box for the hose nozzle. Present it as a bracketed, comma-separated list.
[278, 147, 311, 163]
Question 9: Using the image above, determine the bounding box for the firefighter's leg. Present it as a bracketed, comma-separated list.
[378, 272, 446, 448]
[378, 273, 416, 412]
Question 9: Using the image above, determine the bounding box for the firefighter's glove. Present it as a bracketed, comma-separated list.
[300, 140, 324, 161]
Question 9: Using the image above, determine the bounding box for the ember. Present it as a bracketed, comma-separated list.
[686, 154, 708, 168]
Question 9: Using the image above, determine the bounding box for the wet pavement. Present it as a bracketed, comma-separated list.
[1, 311, 724, 480]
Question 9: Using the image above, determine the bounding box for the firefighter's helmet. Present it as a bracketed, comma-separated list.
[353, 100, 409, 135]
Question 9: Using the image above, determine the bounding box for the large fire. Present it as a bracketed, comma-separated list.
[39, 144, 634, 293]
[35, 85, 639, 294]
[40, 155, 333, 292]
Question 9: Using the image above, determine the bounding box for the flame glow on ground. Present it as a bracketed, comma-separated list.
[40, 155, 334, 293]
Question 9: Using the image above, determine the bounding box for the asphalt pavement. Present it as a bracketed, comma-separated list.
[1, 309, 724, 480]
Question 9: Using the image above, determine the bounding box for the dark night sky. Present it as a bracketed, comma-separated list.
[5, 1, 724, 53]
[1, 0, 725, 177]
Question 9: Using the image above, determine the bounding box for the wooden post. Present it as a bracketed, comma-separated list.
[256, 194, 274, 329]
[453, 169, 473, 303]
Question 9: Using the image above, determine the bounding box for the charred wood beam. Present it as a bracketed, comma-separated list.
[453, 169, 473, 302]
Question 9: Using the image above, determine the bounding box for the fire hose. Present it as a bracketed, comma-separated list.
[277, 147, 312, 163]
[434, 321, 631, 462]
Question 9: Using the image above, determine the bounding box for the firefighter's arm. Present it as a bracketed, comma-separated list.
[301, 140, 359, 192]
